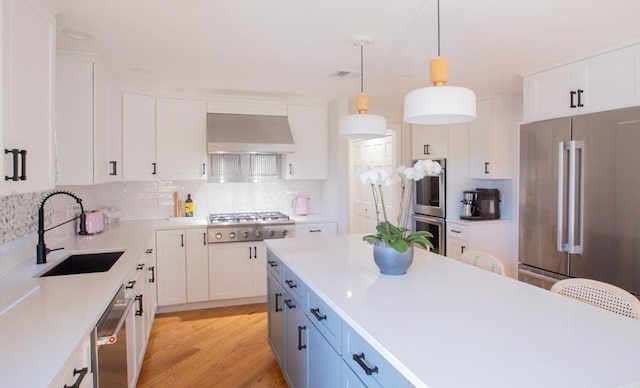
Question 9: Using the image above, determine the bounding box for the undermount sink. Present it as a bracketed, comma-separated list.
[39, 251, 125, 277]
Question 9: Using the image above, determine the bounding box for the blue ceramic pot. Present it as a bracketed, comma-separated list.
[373, 244, 414, 275]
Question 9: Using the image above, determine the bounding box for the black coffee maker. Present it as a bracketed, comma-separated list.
[460, 188, 500, 220]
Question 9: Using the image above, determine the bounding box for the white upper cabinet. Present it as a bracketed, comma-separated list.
[122, 92, 157, 181]
[156, 98, 207, 180]
[1, 0, 55, 194]
[524, 44, 639, 122]
[284, 105, 328, 180]
[411, 125, 448, 160]
[55, 53, 122, 185]
[468, 96, 517, 179]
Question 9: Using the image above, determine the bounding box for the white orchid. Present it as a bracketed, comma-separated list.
[360, 160, 440, 253]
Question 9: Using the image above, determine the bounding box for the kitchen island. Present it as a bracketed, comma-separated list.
[265, 234, 640, 387]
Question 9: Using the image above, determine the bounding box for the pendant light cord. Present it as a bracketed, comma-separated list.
[360, 43, 364, 93]
[437, 0, 441, 57]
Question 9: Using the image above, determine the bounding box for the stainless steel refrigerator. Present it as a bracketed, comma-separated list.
[518, 106, 640, 297]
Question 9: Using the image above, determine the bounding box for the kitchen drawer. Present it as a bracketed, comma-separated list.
[307, 290, 342, 353]
[294, 222, 337, 238]
[447, 223, 468, 241]
[282, 266, 308, 305]
[266, 251, 283, 280]
[342, 323, 410, 388]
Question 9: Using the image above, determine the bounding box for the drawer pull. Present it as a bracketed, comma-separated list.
[146, 248, 153, 254]
[310, 307, 327, 321]
[353, 352, 379, 375]
[275, 292, 282, 312]
[309, 229, 322, 233]
[297, 325, 307, 350]
[137, 263, 145, 270]
[64, 367, 88, 388]
[451, 229, 462, 234]
[126, 280, 136, 289]
[268, 260, 278, 268]
[135, 294, 143, 316]
[284, 299, 296, 309]
[149, 266, 155, 283]
[285, 279, 297, 289]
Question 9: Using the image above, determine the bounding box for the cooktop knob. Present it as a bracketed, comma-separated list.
[282, 229, 289, 237]
[229, 232, 237, 239]
[215, 233, 222, 240]
[242, 231, 249, 238]
[255, 230, 263, 238]
[269, 230, 275, 237]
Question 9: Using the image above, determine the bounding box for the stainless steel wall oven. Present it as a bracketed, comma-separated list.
[412, 214, 445, 256]
[413, 158, 446, 218]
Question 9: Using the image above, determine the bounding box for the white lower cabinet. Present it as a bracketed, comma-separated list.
[50, 336, 93, 388]
[156, 227, 208, 306]
[208, 241, 266, 300]
[446, 221, 511, 273]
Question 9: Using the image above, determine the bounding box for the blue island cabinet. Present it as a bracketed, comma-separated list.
[267, 251, 342, 387]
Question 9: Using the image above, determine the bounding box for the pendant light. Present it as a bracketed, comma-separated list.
[403, 0, 476, 125]
[339, 35, 387, 139]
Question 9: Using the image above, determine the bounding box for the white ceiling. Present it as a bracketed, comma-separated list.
[54, 0, 640, 108]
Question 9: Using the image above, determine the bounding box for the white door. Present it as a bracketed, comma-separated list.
[350, 131, 398, 234]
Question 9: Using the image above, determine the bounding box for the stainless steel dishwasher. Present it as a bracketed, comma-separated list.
[92, 284, 133, 387]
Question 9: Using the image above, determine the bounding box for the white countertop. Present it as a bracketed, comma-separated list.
[0, 220, 162, 387]
[265, 234, 640, 388]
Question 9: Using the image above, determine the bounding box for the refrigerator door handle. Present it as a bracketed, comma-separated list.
[568, 140, 584, 255]
[557, 141, 568, 252]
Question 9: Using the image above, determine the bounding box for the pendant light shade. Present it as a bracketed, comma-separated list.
[403, 0, 476, 125]
[339, 36, 387, 139]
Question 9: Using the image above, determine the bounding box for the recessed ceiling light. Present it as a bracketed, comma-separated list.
[61, 28, 95, 41]
[130, 68, 152, 76]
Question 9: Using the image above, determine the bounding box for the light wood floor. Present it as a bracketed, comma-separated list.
[136, 303, 287, 388]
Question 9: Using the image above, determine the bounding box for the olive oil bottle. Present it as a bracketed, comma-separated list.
[185, 194, 194, 217]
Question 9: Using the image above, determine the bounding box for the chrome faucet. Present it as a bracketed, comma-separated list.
[36, 190, 88, 264]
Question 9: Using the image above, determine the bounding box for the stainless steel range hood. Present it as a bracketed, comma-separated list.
[206, 113, 295, 154]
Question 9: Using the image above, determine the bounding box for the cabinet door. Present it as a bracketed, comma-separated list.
[156, 229, 187, 306]
[94, 62, 122, 183]
[284, 293, 308, 388]
[122, 92, 156, 181]
[1, 0, 55, 194]
[525, 63, 578, 122]
[252, 242, 267, 296]
[284, 105, 328, 179]
[144, 243, 157, 338]
[582, 45, 639, 113]
[267, 272, 286, 367]
[186, 228, 209, 303]
[411, 125, 448, 159]
[156, 98, 207, 180]
[446, 238, 466, 260]
[54, 54, 94, 185]
[209, 242, 253, 300]
[132, 270, 146, 373]
[307, 316, 341, 388]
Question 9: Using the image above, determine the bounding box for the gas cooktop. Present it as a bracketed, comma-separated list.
[207, 211, 294, 243]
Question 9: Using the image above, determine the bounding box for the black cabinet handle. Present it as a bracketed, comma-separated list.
[152, 162, 157, 175]
[284, 299, 296, 309]
[423, 144, 430, 155]
[203, 232, 207, 245]
[285, 279, 297, 289]
[146, 248, 153, 254]
[109, 161, 117, 176]
[126, 280, 136, 289]
[297, 325, 307, 350]
[253, 246, 257, 259]
[149, 266, 155, 283]
[63, 367, 88, 388]
[451, 229, 461, 234]
[577, 89, 584, 107]
[352, 353, 379, 375]
[4, 149, 19, 181]
[484, 162, 489, 174]
[275, 292, 282, 312]
[136, 263, 145, 270]
[310, 307, 327, 321]
[461, 246, 466, 254]
[18, 149, 26, 180]
[202, 162, 206, 176]
[248, 247, 252, 259]
[309, 229, 322, 233]
[180, 234, 184, 247]
[570, 90, 577, 108]
[135, 294, 143, 316]
[268, 260, 278, 268]
[288, 163, 293, 176]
